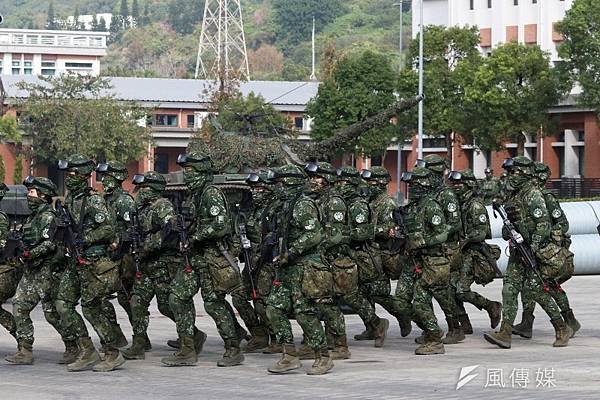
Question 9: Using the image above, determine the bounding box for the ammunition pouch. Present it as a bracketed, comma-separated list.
[331, 255, 358, 295]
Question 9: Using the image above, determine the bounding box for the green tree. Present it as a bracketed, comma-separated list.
[139, 1, 151, 26]
[13, 154, 23, 185]
[120, 0, 129, 18]
[0, 115, 22, 143]
[397, 25, 482, 157]
[460, 42, 565, 153]
[46, 2, 57, 30]
[271, 0, 347, 48]
[0, 154, 5, 183]
[16, 74, 153, 166]
[72, 6, 82, 30]
[90, 14, 99, 31]
[167, 0, 204, 35]
[131, 0, 140, 25]
[307, 49, 400, 158]
[98, 17, 108, 31]
[556, 0, 600, 113]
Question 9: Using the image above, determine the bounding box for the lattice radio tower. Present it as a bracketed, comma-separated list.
[195, 0, 250, 81]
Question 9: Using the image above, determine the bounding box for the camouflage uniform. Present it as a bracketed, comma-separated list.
[513, 162, 580, 339]
[55, 155, 124, 372]
[484, 156, 571, 349]
[97, 162, 136, 336]
[265, 164, 334, 375]
[335, 167, 389, 347]
[6, 177, 69, 364]
[0, 182, 16, 340]
[163, 152, 245, 367]
[447, 170, 501, 332]
[479, 168, 501, 206]
[403, 167, 452, 355]
[122, 172, 182, 360]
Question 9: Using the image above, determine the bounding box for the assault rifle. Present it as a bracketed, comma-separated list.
[55, 200, 86, 266]
[265, 216, 283, 286]
[238, 216, 257, 300]
[492, 201, 546, 287]
[390, 206, 409, 253]
[172, 193, 193, 273]
[126, 209, 143, 280]
[4, 188, 24, 262]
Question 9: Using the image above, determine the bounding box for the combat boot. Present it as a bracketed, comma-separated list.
[512, 311, 534, 339]
[297, 343, 315, 360]
[121, 335, 146, 360]
[161, 336, 197, 366]
[93, 349, 125, 372]
[458, 314, 473, 335]
[59, 340, 79, 365]
[144, 333, 152, 351]
[217, 342, 244, 367]
[330, 335, 351, 360]
[5, 340, 34, 365]
[398, 315, 412, 337]
[353, 328, 375, 341]
[167, 338, 180, 349]
[194, 327, 208, 354]
[484, 321, 512, 349]
[262, 338, 283, 354]
[242, 326, 269, 353]
[484, 301, 502, 329]
[551, 319, 572, 347]
[414, 333, 425, 344]
[442, 317, 465, 345]
[307, 347, 334, 375]
[415, 331, 445, 355]
[67, 337, 101, 371]
[373, 318, 389, 348]
[561, 309, 581, 338]
[268, 344, 302, 373]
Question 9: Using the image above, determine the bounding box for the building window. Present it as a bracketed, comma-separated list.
[370, 156, 382, 167]
[0, 60, 3, 74]
[577, 130, 585, 141]
[41, 61, 56, 76]
[294, 117, 304, 130]
[155, 153, 169, 174]
[488, 0, 492, 8]
[577, 146, 584, 177]
[470, 0, 474, 10]
[24, 60, 32, 75]
[65, 62, 93, 68]
[155, 114, 178, 126]
[423, 137, 446, 148]
[187, 114, 195, 128]
[12, 60, 20, 75]
[555, 147, 565, 177]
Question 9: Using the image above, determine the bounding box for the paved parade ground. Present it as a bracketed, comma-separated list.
[1, 276, 599, 400]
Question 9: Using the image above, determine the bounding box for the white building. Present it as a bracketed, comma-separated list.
[66, 13, 114, 30]
[0, 28, 108, 76]
[412, 0, 573, 61]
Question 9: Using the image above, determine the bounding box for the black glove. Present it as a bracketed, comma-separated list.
[504, 204, 520, 223]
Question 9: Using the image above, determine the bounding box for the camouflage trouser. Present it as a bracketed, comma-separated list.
[451, 251, 493, 314]
[116, 254, 135, 325]
[240, 262, 272, 335]
[412, 254, 455, 335]
[265, 261, 327, 350]
[394, 263, 417, 320]
[130, 259, 175, 336]
[502, 254, 561, 324]
[170, 249, 240, 348]
[360, 279, 404, 320]
[320, 301, 346, 341]
[521, 284, 571, 315]
[56, 258, 121, 349]
[0, 265, 19, 335]
[13, 265, 66, 343]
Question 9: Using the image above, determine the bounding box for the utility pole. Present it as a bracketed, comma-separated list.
[195, 0, 250, 81]
[310, 16, 316, 81]
[393, 1, 404, 201]
[417, 0, 424, 159]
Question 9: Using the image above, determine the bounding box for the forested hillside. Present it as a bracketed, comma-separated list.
[0, 0, 411, 80]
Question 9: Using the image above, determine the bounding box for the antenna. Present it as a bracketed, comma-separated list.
[309, 16, 316, 81]
[195, 0, 250, 81]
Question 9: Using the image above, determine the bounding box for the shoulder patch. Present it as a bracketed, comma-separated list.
[552, 209, 562, 219]
[431, 215, 442, 226]
[447, 203, 457, 212]
[533, 208, 543, 218]
[123, 211, 131, 222]
[355, 213, 366, 224]
[334, 211, 345, 222]
[209, 205, 221, 216]
[478, 214, 487, 223]
[95, 213, 106, 223]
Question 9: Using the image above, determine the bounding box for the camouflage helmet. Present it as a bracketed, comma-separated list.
[23, 176, 58, 198]
[176, 151, 214, 172]
[57, 154, 94, 175]
[534, 161, 551, 183]
[502, 156, 533, 175]
[268, 164, 306, 186]
[336, 167, 361, 186]
[132, 171, 166, 192]
[402, 166, 433, 186]
[447, 169, 477, 188]
[304, 161, 337, 183]
[96, 161, 128, 182]
[361, 166, 391, 184]
[417, 154, 450, 174]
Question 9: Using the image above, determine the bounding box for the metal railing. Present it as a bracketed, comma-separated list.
[547, 178, 600, 199]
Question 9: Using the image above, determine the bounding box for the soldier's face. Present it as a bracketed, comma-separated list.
[28, 188, 39, 198]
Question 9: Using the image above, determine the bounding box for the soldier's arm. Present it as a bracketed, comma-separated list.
[524, 191, 551, 252]
[324, 196, 347, 248]
[374, 198, 397, 241]
[287, 199, 322, 259]
[423, 200, 448, 247]
[27, 211, 57, 260]
[464, 201, 490, 243]
[146, 200, 177, 252]
[442, 190, 462, 236]
[0, 212, 8, 246]
[192, 187, 231, 242]
[349, 201, 373, 242]
[83, 194, 114, 244]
